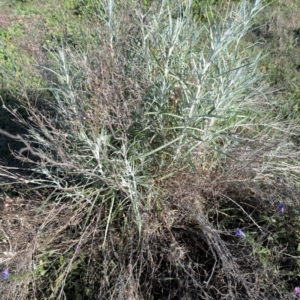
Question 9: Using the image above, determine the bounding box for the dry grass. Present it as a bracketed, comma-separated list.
[0, 0, 300, 299]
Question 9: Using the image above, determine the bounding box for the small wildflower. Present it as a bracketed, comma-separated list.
[2, 268, 9, 280]
[295, 286, 300, 298]
[235, 228, 246, 237]
[278, 203, 285, 213]
[75, 245, 81, 253]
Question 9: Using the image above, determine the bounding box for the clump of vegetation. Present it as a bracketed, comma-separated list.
[1, 0, 300, 299]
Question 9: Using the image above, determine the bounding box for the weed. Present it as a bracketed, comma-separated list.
[0, 0, 300, 299]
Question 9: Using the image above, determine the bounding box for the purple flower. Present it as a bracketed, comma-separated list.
[2, 268, 9, 280]
[75, 245, 81, 253]
[235, 228, 246, 237]
[278, 203, 285, 213]
[295, 286, 300, 298]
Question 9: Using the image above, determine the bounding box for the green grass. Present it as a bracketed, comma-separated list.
[0, 0, 300, 299]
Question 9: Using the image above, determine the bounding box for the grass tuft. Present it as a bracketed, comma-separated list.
[0, 0, 300, 299]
